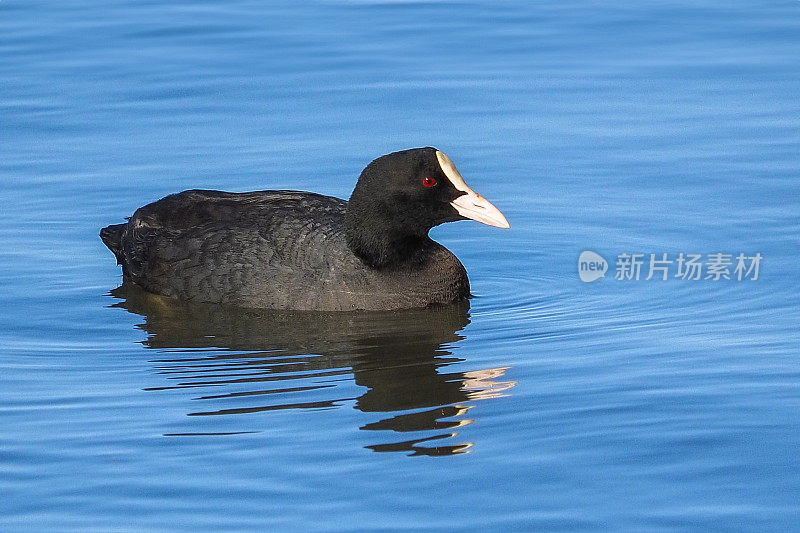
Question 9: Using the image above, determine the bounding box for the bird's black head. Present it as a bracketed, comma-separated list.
[345, 147, 509, 268]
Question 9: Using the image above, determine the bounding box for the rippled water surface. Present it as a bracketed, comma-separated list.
[2, 1, 800, 530]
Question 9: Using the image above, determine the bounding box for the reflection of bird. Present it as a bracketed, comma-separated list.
[111, 284, 515, 456]
[100, 148, 509, 311]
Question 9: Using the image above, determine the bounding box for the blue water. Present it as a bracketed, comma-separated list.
[2, 1, 800, 530]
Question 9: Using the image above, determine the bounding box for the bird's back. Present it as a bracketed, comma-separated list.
[103, 190, 351, 307]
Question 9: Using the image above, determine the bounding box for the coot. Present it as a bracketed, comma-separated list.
[100, 147, 509, 311]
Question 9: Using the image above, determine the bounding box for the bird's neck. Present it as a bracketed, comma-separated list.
[344, 201, 430, 269]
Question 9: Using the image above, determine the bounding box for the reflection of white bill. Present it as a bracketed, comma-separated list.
[461, 367, 517, 400]
[578, 250, 608, 282]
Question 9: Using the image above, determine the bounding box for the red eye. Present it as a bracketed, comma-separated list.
[422, 176, 436, 187]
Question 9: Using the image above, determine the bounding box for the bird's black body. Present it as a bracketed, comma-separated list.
[101, 188, 467, 310]
[100, 148, 507, 311]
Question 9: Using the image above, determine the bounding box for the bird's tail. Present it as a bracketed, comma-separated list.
[100, 223, 126, 264]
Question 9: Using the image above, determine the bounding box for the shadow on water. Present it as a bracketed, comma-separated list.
[109, 284, 515, 456]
